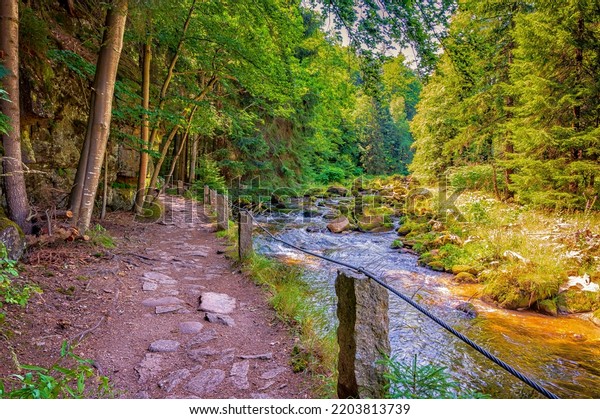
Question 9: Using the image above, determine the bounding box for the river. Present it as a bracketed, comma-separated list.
[251, 199, 600, 399]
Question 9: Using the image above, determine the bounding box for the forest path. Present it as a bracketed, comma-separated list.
[76, 196, 313, 399]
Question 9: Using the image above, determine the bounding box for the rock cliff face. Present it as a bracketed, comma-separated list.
[18, 21, 138, 212]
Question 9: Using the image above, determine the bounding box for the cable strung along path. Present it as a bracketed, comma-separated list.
[238, 206, 560, 399]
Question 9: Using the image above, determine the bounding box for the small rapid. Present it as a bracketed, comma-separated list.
[252, 201, 600, 398]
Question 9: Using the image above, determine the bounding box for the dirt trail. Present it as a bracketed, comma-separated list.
[4, 196, 313, 399]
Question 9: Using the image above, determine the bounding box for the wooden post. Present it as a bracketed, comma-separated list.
[210, 189, 217, 212]
[216, 194, 229, 231]
[204, 185, 210, 205]
[336, 269, 390, 399]
[177, 180, 184, 195]
[238, 210, 253, 260]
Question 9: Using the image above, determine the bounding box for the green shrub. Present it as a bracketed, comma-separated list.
[195, 157, 226, 193]
[0, 341, 112, 399]
[0, 245, 40, 325]
[380, 355, 488, 399]
[315, 166, 346, 184]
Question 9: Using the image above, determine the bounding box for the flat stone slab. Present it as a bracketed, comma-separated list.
[204, 312, 235, 327]
[149, 340, 181, 353]
[260, 367, 287, 380]
[135, 353, 164, 384]
[229, 360, 250, 390]
[158, 369, 191, 393]
[143, 272, 173, 282]
[186, 329, 218, 349]
[199, 292, 236, 314]
[142, 296, 185, 307]
[188, 348, 234, 362]
[181, 251, 208, 257]
[155, 305, 184, 314]
[142, 281, 158, 291]
[179, 321, 204, 334]
[239, 353, 273, 360]
[184, 369, 225, 396]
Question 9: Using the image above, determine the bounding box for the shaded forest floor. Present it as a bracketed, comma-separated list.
[1, 196, 314, 399]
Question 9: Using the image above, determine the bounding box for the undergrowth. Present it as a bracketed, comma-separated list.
[0, 341, 113, 399]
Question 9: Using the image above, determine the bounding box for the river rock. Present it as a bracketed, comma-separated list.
[199, 292, 236, 314]
[184, 369, 225, 395]
[327, 216, 350, 233]
[327, 186, 349, 196]
[335, 269, 390, 399]
[455, 302, 477, 318]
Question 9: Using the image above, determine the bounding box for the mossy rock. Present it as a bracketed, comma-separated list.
[427, 261, 446, 272]
[135, 199, 165, 223]
[397, 225, 412, 236]
[432, 234, 463, 247]
[537, 299, 558, 316]
[454, 272, 477, 284]
[590, 309, 600, 328]
[499, 294, 531, 310]
[452, 265, 479, 276]
[557, 290, 599, 313]
[358, 215, 384, 232]
[326, 185, 349, 196]
[0, 208, 26, 260]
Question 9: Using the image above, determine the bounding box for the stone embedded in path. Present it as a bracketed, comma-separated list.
[199, 292, 236, 314]
[239, 353, 273, 360]
[155, 305, 184, 314]
[258, 381, 276, 391]
[260, 367, 287, 380]
[184, 369, 226, 396]
[142, 281, 158, 291]
[149, 339, 181, 353]
[186, 329, 218, 349]
[187, 347, 234, 362]
[135, 353, 164, 384]
[181, 251, 208, 258]
[204, 312, 235, 327]
[142, 296, 185, 307]
[158, 369, 191, 393]
[229, 360, 250, 390]
[179, 321, 204, 334]
[143, 272, 173, 282]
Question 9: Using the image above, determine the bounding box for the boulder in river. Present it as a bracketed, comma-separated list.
[455, 302, 477, 318]
[327, 186, 349, 196]
[327, 216, 350, 233]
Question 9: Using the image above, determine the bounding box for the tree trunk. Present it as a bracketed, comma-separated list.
[0, 0, 31, 233]
[134, 28, 152, 214]
[165, 122, 192, 190]
[189, 135, 199, 183]
[70, 0, 128, 232]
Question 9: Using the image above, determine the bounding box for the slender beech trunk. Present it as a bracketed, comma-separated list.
[189, 135, 199, 182]
[134, 28, 152, 214]
[0, 0, 31, 233]
[70, 0, 128, 231]
[165, 128, 190, 188]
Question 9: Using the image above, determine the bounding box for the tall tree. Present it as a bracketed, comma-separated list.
[0, 0, 30, 233]
[134, 20, 152, 214]
[70, 0, 128, 231]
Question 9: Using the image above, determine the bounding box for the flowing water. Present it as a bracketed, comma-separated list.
[252, 200, 600, 399]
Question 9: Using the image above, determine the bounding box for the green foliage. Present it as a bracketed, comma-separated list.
[47, 50, 95, 81]
[19, 7, 51, 55]
[0, 341, 113, 399]
[0, 246, 40, 324]
[195, 157, 226, 193]
[86, 225, 115, 249]
[380, 355, 488, 399]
